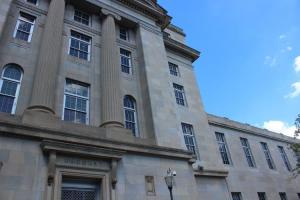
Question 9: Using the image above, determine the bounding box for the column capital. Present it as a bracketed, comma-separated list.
[101, 8, 121, 21]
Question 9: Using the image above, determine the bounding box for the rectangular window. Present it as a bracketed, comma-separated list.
[181, 123, 197, 156]
[63, 79, 89, 125]
[120, 48, 131, 74]
[119, 27, 129, 41]
[26, 0, 38, 5]
[14, 12, 35, 42]
[74, 9, 90, 26]
[69, 31, 91, 61]
[215, 132, 231, 165]
[62, 178, 100, 200]
[231, 192, 242, 200]
[173, 83, 186, 106]
[297, 193, 300, 199]
[261, 142, 275, 169]
[169, 62, 179, 76]
[278, 146, 292, 171]
[240, 138, 256, 167]
[258, 192, 267, 200]
[279, 192, 287, 200]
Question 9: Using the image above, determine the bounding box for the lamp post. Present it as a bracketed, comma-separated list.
[164, 168, 176, 200]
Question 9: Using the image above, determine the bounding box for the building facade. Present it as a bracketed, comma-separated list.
[0, 0, 299, 199]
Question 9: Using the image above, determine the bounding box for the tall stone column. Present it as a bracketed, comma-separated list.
[100, 9, 124, 128]
[27, 0, 65, 114]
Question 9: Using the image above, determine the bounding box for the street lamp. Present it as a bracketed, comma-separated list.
[164, 168, 176, 200]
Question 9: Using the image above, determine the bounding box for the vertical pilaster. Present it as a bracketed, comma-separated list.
[100, 9, 123, 128]
[27, 0, 65, 114]
[0, 0, 13, 38]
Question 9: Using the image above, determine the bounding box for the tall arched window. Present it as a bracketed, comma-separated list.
[123, 95, 138, 136]
[0, 64, 23, 114]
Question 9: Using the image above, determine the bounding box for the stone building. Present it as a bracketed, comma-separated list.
[0, 0, 299, 199]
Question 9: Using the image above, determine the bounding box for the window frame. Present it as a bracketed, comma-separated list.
[257, 192, 267, 200]
[260, 142, 276, 170]
[119, 27, 129, 41]
[26, 0, 38, 5]
[0, 64, 23, 114]
[123, 95, 138, 137]
[278, 146, 292, 171]
[13, 12, 36, 42]
[215, 132, 232, 165]
[120, 48, 132, 74]
[74, 9, 90, 26]
[231, 192, 243, 200]
[173, 83, 186, 106]
[68, 30, 92, 61]
[62, 79, 90, 125]
[181, 123, 198, 158]
[279, 192, 288, 200]
[168, 62, 179, 77]
[240, 137, 256, 168]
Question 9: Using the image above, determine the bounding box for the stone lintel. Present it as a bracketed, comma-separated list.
[41, 140, 125, 160]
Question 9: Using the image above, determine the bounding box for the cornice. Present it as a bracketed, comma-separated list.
[163, 34, 200, 63]
[0, 114, 193, 160]
[114, 0, 171, 29]
[207, 114, 299, 144]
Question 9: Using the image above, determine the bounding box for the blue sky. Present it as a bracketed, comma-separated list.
[158, 0, 300, 136]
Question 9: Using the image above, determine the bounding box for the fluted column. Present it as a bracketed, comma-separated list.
[100, 9, 124, 128]
[27, 0, 65, 114]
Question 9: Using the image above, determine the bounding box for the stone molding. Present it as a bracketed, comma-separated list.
[114, 0, 171, 29]
[207, 114, 299, 144]
[0, 113, 193, 160]
[14, 0, 48, 16]
[194, 169, 229, 178]
[64, 19, 101, 36]
[163, 34, 200, 63]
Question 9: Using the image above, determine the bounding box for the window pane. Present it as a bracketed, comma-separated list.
[1, 81, 18, 96]
[76, 111, 86, 124]
[16, 31, 29, 41]
[0, 95, 14, 113]
[64, 109, 75, 122]
[65, 95, 76, 109]
[3, 66, 22, 81]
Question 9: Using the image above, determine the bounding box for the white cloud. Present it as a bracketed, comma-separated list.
[285, 82, 300, 98]
[294, 56, 300, 72]
[279, 34, 287, 40]
[263, 120, 296, 137]
[264, 56, 277, 67]
[287, 46, 293, 51]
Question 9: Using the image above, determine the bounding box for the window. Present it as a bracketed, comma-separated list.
[26, 0, 38, 5]
[14, 12, 35, 42]
[169, 62, 179, 76]
[258, 192, 267, 200]
[74, 9, 90, 26]
[0, 64, 22, 114]
[120, 49, 132, 74]
[69, 31, 91, 61]
[231, 192, 242, 200]
[297, 193, 300, 199]
[173, 83, 186, 106]
[279, 192, 287, 200]
[119, 27, 129, 41]
[181, 123, 198, 156]
[62, 178, 100, 200]
[63, 79, 89, 124]
[278, 146, 292, 171]
[260, 142, 275, 169]
[215, 132, 231, 165]
[240, 138, 256, 167]
[124, 95, 138, 136]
